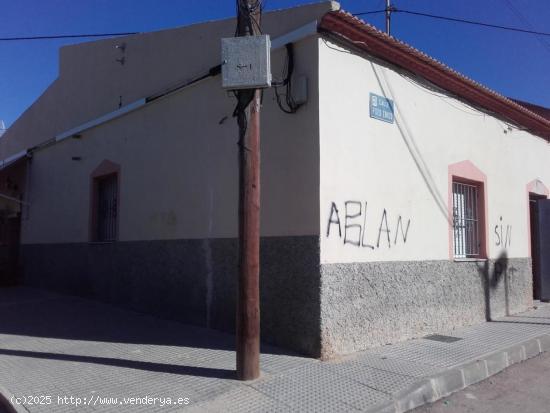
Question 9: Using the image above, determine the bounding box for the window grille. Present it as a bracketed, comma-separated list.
[96, 174, 118, 241]
[452, 181, 480, 258]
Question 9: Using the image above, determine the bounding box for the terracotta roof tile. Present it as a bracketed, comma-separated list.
[318, 10, 550, 140]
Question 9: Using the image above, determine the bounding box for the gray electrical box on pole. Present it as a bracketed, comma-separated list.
[221, 35, 272, 89]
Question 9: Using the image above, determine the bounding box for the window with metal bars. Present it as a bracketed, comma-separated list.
[95, 174, 118, 242]
[452, 181, 481, 258]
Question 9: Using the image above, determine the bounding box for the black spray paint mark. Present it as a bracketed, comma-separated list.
[326, 201, 410, 250]
[344, 201, 362, 246]
[327, 202, 341, 238]
[394, 216, 411, 244]
[361, 201, 375, 249]
[494, 216, 512, 248]
[377, 209, 391, 249]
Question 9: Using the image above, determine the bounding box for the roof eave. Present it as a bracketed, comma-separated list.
[318, 11, 550, 141]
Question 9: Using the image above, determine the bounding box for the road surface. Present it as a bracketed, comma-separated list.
[413, 351, 550, 413]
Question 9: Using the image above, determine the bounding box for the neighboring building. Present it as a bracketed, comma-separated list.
[1, 1, 550, 358]
[0, 117, 25, 286]
[512, 99, 550, 121]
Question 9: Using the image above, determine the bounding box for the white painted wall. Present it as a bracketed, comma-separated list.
[13, 15, 550, 259]
[319, 38, 550, 264]
[7, 2, 344, 245]
[20, 35, 321, 244]
[0, 2, 335, 158]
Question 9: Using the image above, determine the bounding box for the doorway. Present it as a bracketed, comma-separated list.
[0, 213, 21, 286]
[530, 194, 550, 300]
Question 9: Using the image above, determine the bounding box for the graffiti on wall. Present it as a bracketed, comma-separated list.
[326, 201, 411, 249]
[494, 216, 512, 248]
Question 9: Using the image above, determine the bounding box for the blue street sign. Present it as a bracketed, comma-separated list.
[369, 93, 394, 124]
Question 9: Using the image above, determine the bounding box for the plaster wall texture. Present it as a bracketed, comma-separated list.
[316, 38, 545, 356]
[19, 35, 320, 243]
[7, 6, 550, 358]
[0, 1, 337, 159]
[318, 38, 550, 264]
[21, 235, 321, 356]
[320, 258, 532, 357]
[9, 4, 332, 357]
[12, 8, 328, 356]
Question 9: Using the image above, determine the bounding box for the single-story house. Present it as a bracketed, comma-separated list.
[1, 1, 550, 358]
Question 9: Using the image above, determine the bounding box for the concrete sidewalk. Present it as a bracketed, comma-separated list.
[1, 287, 549, 413]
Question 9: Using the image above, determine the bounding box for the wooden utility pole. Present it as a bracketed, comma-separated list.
[235, 0, 261, 381]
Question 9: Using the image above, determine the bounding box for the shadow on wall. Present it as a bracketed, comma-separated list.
[477, 252, 515, 321]
[0, 286, 301, 354]
[19, 237, 322, 358]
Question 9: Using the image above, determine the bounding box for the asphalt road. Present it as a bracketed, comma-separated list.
[413, 351, 550, 413]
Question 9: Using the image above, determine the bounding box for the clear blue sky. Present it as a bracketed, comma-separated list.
[1, 0, 549, 127]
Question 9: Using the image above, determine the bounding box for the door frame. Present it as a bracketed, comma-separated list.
[527, 179, 550, 300]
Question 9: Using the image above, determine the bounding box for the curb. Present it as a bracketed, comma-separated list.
[366, 332, 550, 413]
[0, 384, 28, 413]
[1, 334, 548, 413]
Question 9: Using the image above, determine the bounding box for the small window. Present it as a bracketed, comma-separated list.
[95, 174, 118, 241]
[452, 181, 481, 258]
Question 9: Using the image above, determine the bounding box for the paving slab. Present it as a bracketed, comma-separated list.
[1, 287, 550, 412]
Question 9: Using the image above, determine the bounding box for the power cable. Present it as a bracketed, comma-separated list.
[3, 6, 548, 41]
[272, 44, 302, 114]
[321, 33, 530, 131]
[353, 8, 550, 37]
[0, 32, 139, 41]
[501, 0, 550, 55]
[353, 10, 386, 17]
[233, 0, 261, 139]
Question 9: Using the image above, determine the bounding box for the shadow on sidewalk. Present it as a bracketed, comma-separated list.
[0, 348, 235, 379]
[0, 287, 298, 379]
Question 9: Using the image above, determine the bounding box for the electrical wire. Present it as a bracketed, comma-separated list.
[353, 9, 386, 17]
[233, 0, 264, 140]
[0, 32, 138, 41]
[235, 0, 263, 36]
[3, 6, 547, 42]
[146, 64, 221, 103]
[321, 33, 529, 131]
[353, 7, 550, 37]
[249, 1, 264, 35]
[391, 9, 550, 37]
[397, 73, 486, 117]
[272, 44, 302, 114]
[321, 37, 354, 54]
[399, 71, 529, 133]
[322, 34, 480, 116]
[502, 0, 550, 55]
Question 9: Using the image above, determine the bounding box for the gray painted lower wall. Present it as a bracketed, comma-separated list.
[320, 258, 533, 357]
[20, 236, 321, 357]
[20, 239, 534, 359]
